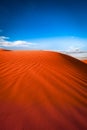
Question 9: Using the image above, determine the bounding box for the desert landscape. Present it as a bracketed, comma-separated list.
[0, 49, 87, 130]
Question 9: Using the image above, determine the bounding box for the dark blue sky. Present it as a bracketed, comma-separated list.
[0, 0, 87, 50]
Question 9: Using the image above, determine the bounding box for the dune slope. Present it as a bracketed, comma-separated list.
[82, 60, 87, 64]
[0, 50, 87, 130]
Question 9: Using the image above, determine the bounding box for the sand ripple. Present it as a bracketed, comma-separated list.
[0, 50, 87, 130]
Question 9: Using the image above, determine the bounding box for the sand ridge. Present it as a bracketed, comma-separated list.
[0, 50, 87, 130]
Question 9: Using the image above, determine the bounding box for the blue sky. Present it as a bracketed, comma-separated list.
[0, 0, 87, 51]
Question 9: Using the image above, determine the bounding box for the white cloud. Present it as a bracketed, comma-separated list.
[0, 36, 34, 48]
[67, 45, 83, 52]
[0, 36, 87, 52]
[12, 40, 32, 46]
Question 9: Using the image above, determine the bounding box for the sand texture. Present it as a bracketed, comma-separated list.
[0, 50, 87, 130]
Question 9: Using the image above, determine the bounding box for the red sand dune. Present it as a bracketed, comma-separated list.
[82, 60, 87, 64]
[0, 50, 87, 130]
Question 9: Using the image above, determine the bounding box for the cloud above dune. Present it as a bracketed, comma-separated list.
[12, 40, 32, 47]
[0, 36, 34, 48]
[0, 36, 87, 52]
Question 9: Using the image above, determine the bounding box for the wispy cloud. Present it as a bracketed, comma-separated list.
[0, 36, 35, 49]
[0, 36, 87, 51]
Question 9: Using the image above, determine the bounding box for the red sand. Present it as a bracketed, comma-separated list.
[82, 60, 87, 64]
[0, 50, 87, 130]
